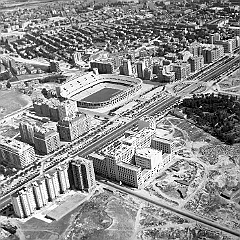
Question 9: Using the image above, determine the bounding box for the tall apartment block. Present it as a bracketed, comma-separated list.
[215, 39, 237, 53]
[202, 45, 224, 64]
[188, 42, 202, 57]
[32, 178, 48, 209]
[0, 137, 36, 169]
[33, 99, 61, 121]
[171, 61, 191, 81]
[58, 100, 78, 121]
[136, 61, 146, 79]
[48, 99, 60, 121]
[11, 190, 31, 218]
[57, 164, 70, 193]
[46, 171, 61, 199]
[34, 127, 61, 155]
[143, 67, 153, 80]
[11, 163, 71, 218]
[121, 59, 132, 76]
[19, 120, 36, 145]
[70, 157, 96, 192]
[57, 113, 90, 142]
[188, 56, 204, 72]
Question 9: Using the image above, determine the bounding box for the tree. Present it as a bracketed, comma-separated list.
[6, 81, 11, 89]
[41, 88, 47, 96]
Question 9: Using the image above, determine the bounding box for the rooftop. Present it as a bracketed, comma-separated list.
[152, 136, 173, 144]
[0, 137, 32, 152]
[135, 147, 161, 159]
[117, 162, 141, 171]
[88, 152, 105, 161]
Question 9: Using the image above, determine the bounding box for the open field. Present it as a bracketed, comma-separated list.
[64, 190, 139, 240]
[157, 115, 240, 234]
[0, 90, 31, 118]
[153, 160, 205, 201]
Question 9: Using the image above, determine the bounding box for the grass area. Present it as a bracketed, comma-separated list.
[0, 90, 30, 118]
[82, 88, 121, 103]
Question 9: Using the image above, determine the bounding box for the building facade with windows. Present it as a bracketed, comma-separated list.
[11, 163, 71, 218]
[0, 137, 36, 168]
[57, 113, 90, 142]
[70, 157, 96, 192]
[34, 127, 61, 154]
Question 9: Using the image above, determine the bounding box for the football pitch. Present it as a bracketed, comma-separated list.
[82, 88, 121, 103]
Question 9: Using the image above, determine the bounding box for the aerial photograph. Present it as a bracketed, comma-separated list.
[0, 0, 240, 239]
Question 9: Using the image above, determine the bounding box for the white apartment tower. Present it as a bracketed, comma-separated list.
[122, 59, 133, 76]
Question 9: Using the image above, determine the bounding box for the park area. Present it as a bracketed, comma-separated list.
[0, 90, 31, 118]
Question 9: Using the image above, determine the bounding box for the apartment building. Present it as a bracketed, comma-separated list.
[135, 147, 162, 170]
[0, 137, 35, 168]
[57, 113, 90, 142]
[70, 157, 96, 192]
[171, 61, 191, 81]
[58, 99, 78, 121]
[34, 127, 61, 154]
[151, 136, 174, 154]
[11, 163, 71, 218]
[116, 162, 142, 188]
[188, 56, 204, 72]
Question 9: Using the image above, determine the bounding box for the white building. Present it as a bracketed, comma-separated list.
[135, 147, 162, 170]
[122, 59, 133, 76]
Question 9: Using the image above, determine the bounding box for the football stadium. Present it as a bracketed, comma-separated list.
[56, 72, 142, 109]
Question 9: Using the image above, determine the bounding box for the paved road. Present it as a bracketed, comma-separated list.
[100, 180, 240, 237]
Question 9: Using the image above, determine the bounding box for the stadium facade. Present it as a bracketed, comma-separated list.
[55, 72, 142, 109]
